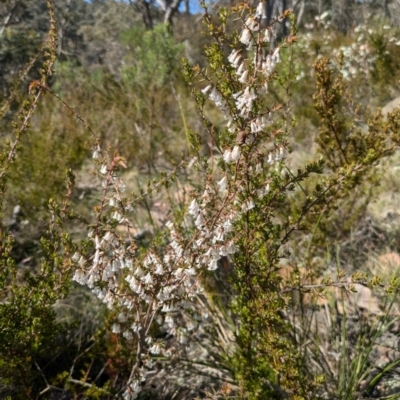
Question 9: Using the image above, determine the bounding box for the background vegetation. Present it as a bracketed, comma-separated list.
[2, 0, 400, 399]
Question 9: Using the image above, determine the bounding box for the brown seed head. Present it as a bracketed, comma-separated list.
[236, 130, 247, 145]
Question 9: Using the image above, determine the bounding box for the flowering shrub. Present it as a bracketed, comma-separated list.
[2, 1, 400, 399]
[294, 13, 400, 105]
[66, 2, 400, 398]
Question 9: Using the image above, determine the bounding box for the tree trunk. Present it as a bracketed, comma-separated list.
[164, 0, 181, 26]
[0, 1, 20, 37]
[296, 0, 305, 27]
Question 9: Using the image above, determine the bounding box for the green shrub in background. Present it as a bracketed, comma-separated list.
[0, 4, 73, 397]
[120, 24, 188, 168]
[6, 96, 88, 225]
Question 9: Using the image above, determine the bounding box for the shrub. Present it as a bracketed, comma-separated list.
[2, 1, 400, 399]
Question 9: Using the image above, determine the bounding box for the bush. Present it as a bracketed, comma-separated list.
[2, 1, 400, 399]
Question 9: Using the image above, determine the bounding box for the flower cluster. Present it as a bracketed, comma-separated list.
[203, 20, 282, 130]
[71, 3, 291, 398]
[72, 150, 213, 398]
[297, 17, 400, 83]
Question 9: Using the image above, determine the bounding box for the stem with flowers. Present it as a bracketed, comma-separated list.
[67, 2, 400, 399]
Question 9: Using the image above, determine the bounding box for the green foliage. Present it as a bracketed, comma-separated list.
[183, 4, 400, 399]
[0, 207, 73, 397]
[5, 97, 88, 223]
[302, 56, 400, 251]
[0, 28, 42, 99]
[121, 24, 183, 89]
[2, 1, 400, 399]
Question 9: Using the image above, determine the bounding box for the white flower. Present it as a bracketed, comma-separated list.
[165, 314, 175, 328]
[131, 322, 142, 332]
[236, 62, 245, 76]
[165, 220, 174, 230]
[143, 254, 153, 268]
[118, 313, 127, 322]
[188, 199, 200, 216]
[219, 245, 230, 257]
[171, 241, 183, 257]
[72, 269, 85, 284]
[135, 266, 144, 277]
[206, 246, 220, 260]
[163, 253, 172, 265]
[242, 199, 255, 212]
[174, 268, 184, 278]
[229, 52, 242, 68]
[154, 263, 164, 275]
[233, 90, 243, 99]
[87, 274, 96, 289]
[184, 267, 196, 276]
[223, 149, 232, 163]
[202, 188, 211, 203]
[201, 84, 212, 94]
[195, 238, 204, 248]
[208, 259, 219, 271]
[264, 29, 271, 42]
[149, 342, 162, 355]
[209, 86, 223, 106]
[228, 49, 241, 64]
[113, 262, 126, 278]
[252, 120, 264, 134]
[118, 180, 126, 192]
[272, 47, 281, 64]
[187, 321, 196, 331]
[213, 226, 225, 242]
[130, 380, 141, 392]
[218, 176, 228, 191]
[145, 336, 153, 345]
[112, 211, 123, 221]
[246, 40, 254, 51]
[257, 183, 270, 198]
[267, 152, 275, 164]
[239, 28, 253, 46]
[247, 199, 255, 210]
[100, 164, 107, 175]
[123, 330, 133, 340]
[78, 255, 86, 267]
[178, 331, 188, 344]
[95, 235, 101, 249]
[277, 147, 286, 160]
[93, 249, 101, 265]
[245, 17, 258, 31]
[143, 273, 153, 285]
[92, 149, 101, 159]
[195, 213, 205, 229]
[223, 218, 233, 232]
[102, 231, 113, 243]
[235, 86, 257, 116]
[255, 2, 267, 19]
[238, 70, 249, 84]
[112, 323, 121, 333]
[109, 197, 117, 207]
[231, 146, 241, 162]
